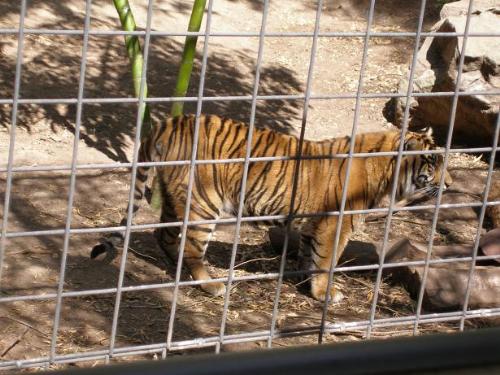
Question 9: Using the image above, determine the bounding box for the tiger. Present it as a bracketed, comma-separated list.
[91, 114, 452, 302]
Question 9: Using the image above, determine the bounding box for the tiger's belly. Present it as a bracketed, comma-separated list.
[236, 196, 310, 230]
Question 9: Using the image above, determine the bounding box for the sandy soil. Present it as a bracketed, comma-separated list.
[0, 0, 498, 371]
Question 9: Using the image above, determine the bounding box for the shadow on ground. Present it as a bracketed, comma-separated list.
[0, 0, 303, 163]
[0, 171, 316, 363]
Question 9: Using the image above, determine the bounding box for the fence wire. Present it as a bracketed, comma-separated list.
[1, 0, 499, 371]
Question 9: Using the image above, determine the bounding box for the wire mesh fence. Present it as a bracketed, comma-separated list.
[0, 0, 499, 371]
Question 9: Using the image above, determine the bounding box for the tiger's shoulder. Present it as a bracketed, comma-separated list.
[349, 128, 436, 153]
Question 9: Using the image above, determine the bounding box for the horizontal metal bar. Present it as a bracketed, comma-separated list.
[0, 271, 310, 303]
[2, 309, 500, 370]
[6, 196, 500, 237]
[1, 146, 495, 173]
[1, 90, 499, 106]
[2, 250, 500, 304]
[2, 199, 499, 239]
[0, 28, 498, 38]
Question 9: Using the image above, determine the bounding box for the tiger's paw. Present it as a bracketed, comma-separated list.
[310, 276, 344, 303]
[311, 286, 344, 304]
[201, 282, 226, 297]
[329, 288, 344, 304]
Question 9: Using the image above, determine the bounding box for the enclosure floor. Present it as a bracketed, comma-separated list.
[0, 152, 495, 370]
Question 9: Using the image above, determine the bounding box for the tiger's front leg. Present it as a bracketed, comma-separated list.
[308, 216, 353, 303]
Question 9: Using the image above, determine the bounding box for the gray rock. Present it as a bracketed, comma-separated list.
[390, 0, 499, 149]
[335, 235, 500, 311]
[485, 171, 500, 228]
[384, 238, 500, 311]
[479, 227, 500, 263]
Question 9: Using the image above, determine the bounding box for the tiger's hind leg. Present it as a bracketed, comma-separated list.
[182, 221, 224, 297]
[156, 216, 224, 296]
[155, 193, 225, 296]
[156, 220, 223, 296]
[155, 203, 181, 263]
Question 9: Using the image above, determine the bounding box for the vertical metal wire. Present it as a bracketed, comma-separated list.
[108, 0, 155, 354]
[364, 0, 427, 339]
[0, 0, 27, 287]
[267, 0, 323, 348]
[216, 0, 269, 352]
[412, 0, 475, 334]
[459, 113, 500, 330]
[165, 0, 214, 351]
[317, 0, 377, 344]
[49, 0, 93, 362]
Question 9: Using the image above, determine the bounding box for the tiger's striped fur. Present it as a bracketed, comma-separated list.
[94, 114, 452, 302]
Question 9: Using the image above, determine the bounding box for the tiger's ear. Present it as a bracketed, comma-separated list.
[404, 137, 421, 151]
[421, 127, 433, 137]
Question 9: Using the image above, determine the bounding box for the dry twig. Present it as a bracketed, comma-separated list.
[0, 316, 49, 337]
[1, 327, 29, 358]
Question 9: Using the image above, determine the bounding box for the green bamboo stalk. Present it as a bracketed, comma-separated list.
[113, 0, 160, 210]
[149, 0, 207, 210]
[113, 0, 152, 139]
[170, 0, 207, 116]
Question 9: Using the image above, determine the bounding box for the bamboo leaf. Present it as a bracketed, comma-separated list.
[113, 0, 159, 211]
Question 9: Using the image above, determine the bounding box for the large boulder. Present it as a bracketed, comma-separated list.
[344, 236, 500, 311]
[389, 0, 499, 149]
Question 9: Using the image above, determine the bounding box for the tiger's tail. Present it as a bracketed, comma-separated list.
[90, 137, 154, 259]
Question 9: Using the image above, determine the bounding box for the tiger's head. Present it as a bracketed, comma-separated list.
[397, 128, 453, 200]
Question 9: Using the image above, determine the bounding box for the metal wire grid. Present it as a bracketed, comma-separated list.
[0, 0, 499, 370]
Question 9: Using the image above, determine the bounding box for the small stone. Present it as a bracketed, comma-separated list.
[479, 228, 500, 264]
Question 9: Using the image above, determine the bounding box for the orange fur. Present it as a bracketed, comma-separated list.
[120, 114, 453, 301]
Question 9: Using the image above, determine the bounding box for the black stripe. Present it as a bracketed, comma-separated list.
[251, 132, 265, 157]
[190, 204, 215, 220]
[194, 176, 220, 215]
[186, 236, 208, 254]
[311, 243, 327, 259]
[189, 225, 214, 233]
[183, 255, 204, 260]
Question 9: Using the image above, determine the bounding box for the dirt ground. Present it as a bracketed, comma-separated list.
[0, 0, 498, 371]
